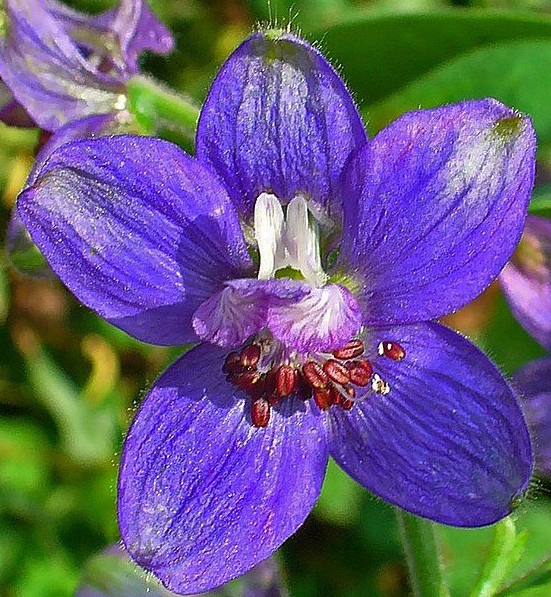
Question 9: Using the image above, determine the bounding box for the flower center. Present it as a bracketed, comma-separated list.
[223, 333, 406, 427]
[253, 193, 328, 287]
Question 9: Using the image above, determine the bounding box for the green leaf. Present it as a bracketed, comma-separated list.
[318, 11, 551, 108]
[25, 347, 119, 466]
[314, 458, 362, 525]
[367, 40, 551, 143]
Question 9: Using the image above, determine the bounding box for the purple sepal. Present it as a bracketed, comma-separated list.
[17, 135, 252, 345]
[196, 30, 367, 219]
[336, 99, 536, 325]
[514, 358, 551, 478]
[118, 344, 327, 594]
[0, 0, 173, 131]
[329, 322, 533, 527]
[500, 215, 551, 350]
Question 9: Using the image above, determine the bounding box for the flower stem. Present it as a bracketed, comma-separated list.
[127, 75, 200, 142]
[396, 509, 450, 597]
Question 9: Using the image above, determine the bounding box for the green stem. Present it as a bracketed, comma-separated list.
[469, 518, 525, 597]
[127, 75, 200, 140]
[396, 509, 450, 597]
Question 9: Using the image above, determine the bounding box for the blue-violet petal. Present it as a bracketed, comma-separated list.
[118, 344, 328, 593]
[329, 321, 532, 527]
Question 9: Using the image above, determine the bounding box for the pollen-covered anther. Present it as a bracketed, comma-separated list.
[347, 360, 372, 386]
[372, 373, 390, 395]
[313, 387, 333, 410]
[323, 360, 350, 385]
[240, 344, 261, 367]
[332, 340, 365, 360]
[251, 397, 271, 427]
[275, 365, 296, 397]
[302, 361, 330, 388]
[378, 341, 406, 361]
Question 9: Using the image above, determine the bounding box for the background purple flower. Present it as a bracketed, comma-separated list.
[18, 30, 535, 594]
[500, 214, 551, 350]
[514, 358, 551, 478]
[0, 0, 174, 131]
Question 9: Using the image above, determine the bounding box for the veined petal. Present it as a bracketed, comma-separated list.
[514, 358, 551, 477]
[118, 344, 328, 594]
[500, 215, 551, 350]
[7, 114, 120, 277]
[18, 136, 252, 345]
[336, 99, 536, 325]
[329, 322, 532, 527]
[196, 30, 367, 218]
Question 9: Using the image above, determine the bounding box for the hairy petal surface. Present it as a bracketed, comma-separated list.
[514, 358, 551, 477]
[18, 136, 252, 345]
[329, 322, 532, 526]
[196, 30, 367, 218]
[119, 344, 328, 594]
[337, 99, 536, 325]
[500, 215, 551, 350]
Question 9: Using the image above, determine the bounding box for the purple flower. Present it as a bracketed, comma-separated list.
[0, 0, 173, 131]
[514, 358, 551, 478]
[500, 215, 551, 350]
[17, 31, 535, 594]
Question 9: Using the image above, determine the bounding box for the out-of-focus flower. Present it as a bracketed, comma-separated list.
[18, 30, 535, 594]
[76, 545, 287, 597]
[513, 358, 551, 478]
[500, 214, 551, 350]
[0, 0, 174, 131]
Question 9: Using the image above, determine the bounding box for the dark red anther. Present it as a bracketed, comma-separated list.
[332, 340, 364, 360]
[378, 341, 405, 361]
[275, 365, 296, 397]
[240, 344, 261, 368]
[323, 359, 350, 385]
[302, 361, 329, 388]
[348, 360, 372, 386]
[223, 351, 241, 374]
[251, 398, 271, 427]
[313, 387, 333, 410]
[267, 395, 280, 406]
[231, 370, 261, 391]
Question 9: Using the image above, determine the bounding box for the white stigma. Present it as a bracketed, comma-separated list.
[253, 193, 327, 287]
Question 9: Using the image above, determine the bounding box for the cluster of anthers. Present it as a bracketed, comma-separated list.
[223, 337, 406, 427]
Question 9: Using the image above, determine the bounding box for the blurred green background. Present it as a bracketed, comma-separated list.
[1, 0, 551, 595]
